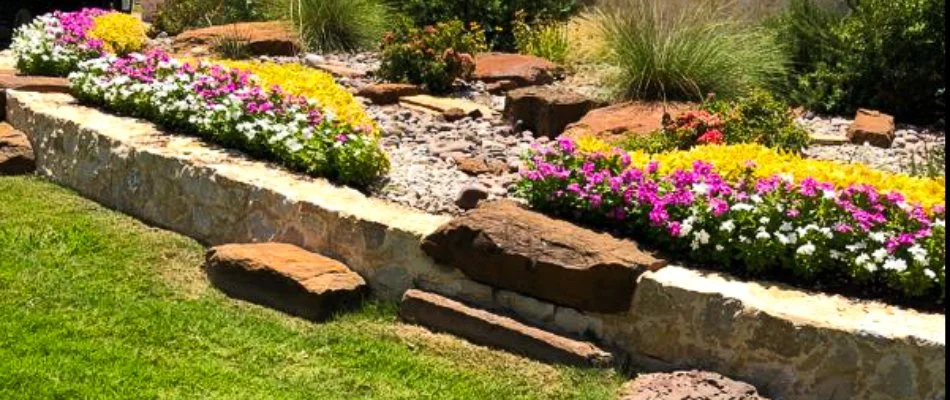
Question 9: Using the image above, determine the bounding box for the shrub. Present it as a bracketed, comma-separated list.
[378, 20, 487, 93]
[88, 13, 148, 56]
[153, 0, 263, 35]
[267, 0, 390, 52]
[69, 50, 389, 188]
[771, 0, 946, 122]
[215, 60, 380, 134]
[594, 0, 789, 102]
[11, 9, 109, 77]
[703, 89, 810, 152]
[513, 11, 570, 64]
[389, 0, 579, 50]
[516, 138, 946, 308]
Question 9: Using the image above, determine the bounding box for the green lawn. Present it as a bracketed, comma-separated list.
[0, 176, 623, 399]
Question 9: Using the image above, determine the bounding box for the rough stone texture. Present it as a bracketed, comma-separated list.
[421, 200, 667, 313]
[0, 75, 71, 121]
[505, 86, 597, 138]
[8, 91, 945, 400]
[140, 0, 166, 23]
[848, 109, 896, 148]
[400, 95, 493, 120]
[562, 102, 695, 143]
[619, 266, 946, 400]
[357, 83, 424, 105]
[0, 122, 35, 174]
[473, 53, 561, 88]
[173, 22, 301, 57]
[619, 371, 769, 400]
[454, 184, 489, 210]
[205, 243, 366, 321]
[452, 155, 509, 176]
[399, 289, 613, 367]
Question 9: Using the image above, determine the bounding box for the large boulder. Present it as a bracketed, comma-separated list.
[0, 123, 35, 175]
[505, 86, 597, 138]
[205, 243, 367, 322]
[847, 109, 895, 148]
[561, 101, 696, 144]
[473, 53, 562, 88]
[619, 371, 770, 400]
[399, 289, 614, 367]
[357, 83, 424, 105]
[174, 22, 301, 57]
[421, 200, 667, 313]
[0, 74, 71, 121]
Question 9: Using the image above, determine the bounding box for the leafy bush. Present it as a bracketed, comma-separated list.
[153, 0, 263, 35]
[88, 13, 148, 55]
[594, 0, 789, 102]
[771, 0, 946, 122]
[11, 9, 141, 77]
[516, 138, 947, 309]
[267, 0, 391, 52]
[378, 20, 487, 93]
[69, 50, 389, 188]
[389, 0, 579, 50]
[215, 60, 380, 134]
[513, 11, 570, 64]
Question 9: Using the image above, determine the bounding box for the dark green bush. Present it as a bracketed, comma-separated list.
[378, 20, 488, 93]
[153, 0, 264, 35]
[771, 0, 946, 123]
[387, 0, 579, 50]
[704, 89, 811, 152]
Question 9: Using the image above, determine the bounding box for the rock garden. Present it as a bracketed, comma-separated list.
[0, 0, 946, 398]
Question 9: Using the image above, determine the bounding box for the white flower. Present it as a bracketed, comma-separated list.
[779, 222, 794, 232]
[755, 230, 770, 240]
[908, 245, 929, 264]
[935, 219, 946, 229]
[750, 194, 763, 204]
[696, 230, 711, 245]
[924, 269, 937, 280]
[872, 248, 889, 263]
[882, 258, 908, 272]
[715, 245, 725, 252]
[822, 189, 837, 200]
[731, 203, 755, 212]
[692, 183, 710, 195]
[720, 220, 736, 233]
[759, 217, 770, 225]
[775, 232, 792, 245]
[855, 254, 871, 265]
[797, 242, 817, 256]
[869, 232, 887, 243]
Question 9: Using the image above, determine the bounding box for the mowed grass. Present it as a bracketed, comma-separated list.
[0, 176, 623, 399]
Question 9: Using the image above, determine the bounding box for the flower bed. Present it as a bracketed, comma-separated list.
[214, 60, 379, 135]
[516, 138, 946, 309]
[69, 50, 389, 188]
[11, 9, 146, 77]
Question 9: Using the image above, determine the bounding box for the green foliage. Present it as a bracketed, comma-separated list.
[210, 31, 252, 59]
[378, 20, 488, 93]
[906, 144, 947, 179]
[153, 0, 264, 35]
[595, 0, 789, 102]
[704, 89, 811, 152]
[771, 0, 946, 123]
[388, 0, 579, 50]
[513, 11, 570, 64]
[270, 0, 391, 52]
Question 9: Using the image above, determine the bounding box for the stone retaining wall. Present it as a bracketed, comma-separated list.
[7, 90, 945, 400]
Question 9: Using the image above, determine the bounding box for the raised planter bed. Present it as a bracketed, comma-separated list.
[6, 89, 945, 400]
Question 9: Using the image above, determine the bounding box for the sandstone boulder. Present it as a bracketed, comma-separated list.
[454, 184, 490, 210]
[505, 86, 597, 138]
[619, 371, 770, 400]
[205, 243, 367, 322]
[174, 22, 301, 57]
[400, 95, 492, 120]
[452, 155, 509, 176]
[0, 74, 71, 121]
[847, 109, 895, 148]
[562, 101, 696, 144]
[357, 83, 424, 105]
[473, 53, 562, 88]
[421, 200, 667, 313]
[399, 289, 613, 367]
[0, 123, 35, 175]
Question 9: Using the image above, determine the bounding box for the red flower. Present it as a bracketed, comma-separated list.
[697, 129, 725, 144]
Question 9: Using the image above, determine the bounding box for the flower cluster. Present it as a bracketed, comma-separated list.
[516, 138, 946, 308]
[11, 9, 108, 76]
[665, 110, 726, 146]
[69, 50, 389, 188]
[87, 13, 148, 55]
[214, 60, 379, 135]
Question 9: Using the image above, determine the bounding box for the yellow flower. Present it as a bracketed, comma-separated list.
[578, 136, 945, 209]
[215, 60, 379, 135]
[88, 13, 147, 55]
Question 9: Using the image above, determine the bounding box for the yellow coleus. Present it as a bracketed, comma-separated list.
[577, 138, 945, 209]
[88, 13, 147, 55]
[215, 60, 379, 135]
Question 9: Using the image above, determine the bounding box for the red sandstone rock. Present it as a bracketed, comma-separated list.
[561, 101, 696, 143]
[473, 53, 562, 88]
[847, 109, 896, 148]
[174, 22, 301, 57]
[505, 86, 597, 138]
[399, 289, 614, 367]
[421, 200, 667, 313]
[619, 371, 770, 400]
[205, 243, 366, 322]
[357, 83, 424, 105]
[0, 123, 35, 175]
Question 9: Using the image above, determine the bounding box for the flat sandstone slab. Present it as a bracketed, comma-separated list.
[422, 200, 667, 313]
[399, 289, 613, 367]
[206, 243, 366, 322]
